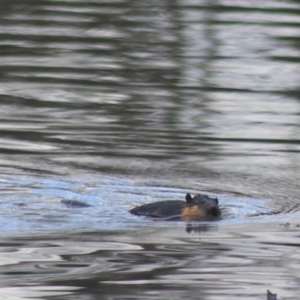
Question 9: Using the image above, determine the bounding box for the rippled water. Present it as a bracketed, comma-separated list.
[0, 0, 300, 299]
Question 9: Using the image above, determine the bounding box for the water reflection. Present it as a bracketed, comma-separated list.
[0, 0, 300, 299]
[0, 223, 298, 299]
[0, 0, 299, 185]
[185, 223, 218, 233]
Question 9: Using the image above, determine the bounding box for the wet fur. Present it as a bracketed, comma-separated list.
[129, 193, 221, 221]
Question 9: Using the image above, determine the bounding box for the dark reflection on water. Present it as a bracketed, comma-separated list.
[0, 224, 299, 299]
[0, 0, 300, 299]
[0, 0, 299, 186]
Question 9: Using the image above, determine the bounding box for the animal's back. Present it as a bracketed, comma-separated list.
[130, 193, 221, 221]
[129, 200, 186, 219]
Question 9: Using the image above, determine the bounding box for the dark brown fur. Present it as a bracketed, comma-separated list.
[129, 193, 221, 221]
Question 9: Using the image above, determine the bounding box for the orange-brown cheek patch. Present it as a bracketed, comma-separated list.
[181, 205, 204, 220]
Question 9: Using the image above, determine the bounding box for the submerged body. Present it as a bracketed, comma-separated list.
[129, 193, 221, 221]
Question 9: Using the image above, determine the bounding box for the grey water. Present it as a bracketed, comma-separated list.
[0, 0, 300, 299]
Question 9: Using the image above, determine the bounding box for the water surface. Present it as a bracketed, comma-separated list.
[0, 0, 300, 299]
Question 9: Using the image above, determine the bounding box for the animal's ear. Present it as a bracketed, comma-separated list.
[213, 197, 219, 205]
[185, 193, 193, 204]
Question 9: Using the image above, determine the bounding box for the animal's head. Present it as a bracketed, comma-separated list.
[185, 193, 221, 220]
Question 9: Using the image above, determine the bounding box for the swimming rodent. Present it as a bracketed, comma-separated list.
[129, 193, 221, 221]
